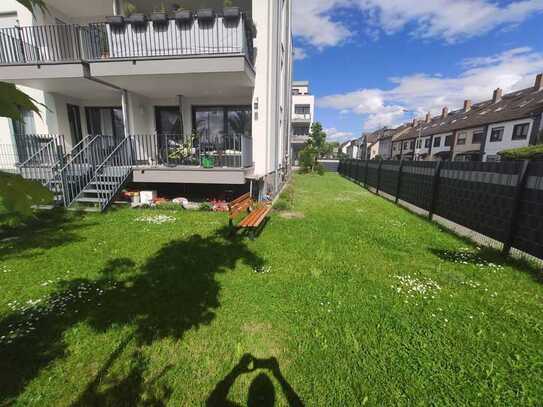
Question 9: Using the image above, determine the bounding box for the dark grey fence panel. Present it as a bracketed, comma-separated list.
[435, 161, 521, 242]
[399, 161, 436, 210]
[514, 161, 543, 259]
[366, 161, 380, 188]
[379, 161, 401, 196]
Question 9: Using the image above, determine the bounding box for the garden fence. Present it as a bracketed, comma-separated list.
[339, 159, 543, 263]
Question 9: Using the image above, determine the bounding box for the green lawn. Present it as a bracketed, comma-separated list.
[1, 173, 542, 406]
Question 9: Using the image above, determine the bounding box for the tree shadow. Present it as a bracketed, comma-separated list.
[0, 208, 93, 260]
[206, 354, 304, 407]
[0, 226, 264, 404]
[429, 246, 543, 284]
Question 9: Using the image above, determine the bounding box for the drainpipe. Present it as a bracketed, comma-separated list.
[121, 90, 131, 137]
[177, 95, 185, 140]
[113, 0, 123, 16]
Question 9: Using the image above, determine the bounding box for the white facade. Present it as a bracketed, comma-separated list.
[290, 80, 315, 165]
[483, 117, 537, 161]
[429, 132, 453, 160]
[0, 0, 293, 196]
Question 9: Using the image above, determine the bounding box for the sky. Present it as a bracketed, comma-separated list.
[292, 0, 543, 143]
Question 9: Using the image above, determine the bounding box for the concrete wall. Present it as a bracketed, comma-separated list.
[483, 118, 534, 161]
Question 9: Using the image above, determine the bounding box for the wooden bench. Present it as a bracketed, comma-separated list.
[228, 193, 271, 238]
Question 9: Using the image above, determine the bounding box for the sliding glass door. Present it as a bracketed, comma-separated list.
[192, 106, 251, 167]
[85, 107, 125, 145]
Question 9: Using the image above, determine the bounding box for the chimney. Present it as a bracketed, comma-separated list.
[492, 88, 503, 103]
[464, 100, 472, 112]
[412, 118, 417, 127]
[441, 107, 448, 119]
[425, 112, 431, 123]
[535, 73, 543, 91]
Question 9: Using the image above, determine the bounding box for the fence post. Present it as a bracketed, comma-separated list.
[395, 160, 404, 204]
[502, 160, 530, 256]
[364, 160, 369, 188]
[428, 161, 442, 220]
[376, 160, 384, 195]
[356, 159, 362, 183]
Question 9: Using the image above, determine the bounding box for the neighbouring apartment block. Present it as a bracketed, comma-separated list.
[0, 0, 293, 209]
[290, 80, 315, 165]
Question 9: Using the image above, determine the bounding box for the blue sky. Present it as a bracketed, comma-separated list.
[292, 0, 543, 142]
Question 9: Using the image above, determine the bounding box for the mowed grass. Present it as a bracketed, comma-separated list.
[1, 173, 542, 406]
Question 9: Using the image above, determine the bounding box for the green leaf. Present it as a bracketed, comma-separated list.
[0, 171, 54, 218]
[0, 82, 44, 121]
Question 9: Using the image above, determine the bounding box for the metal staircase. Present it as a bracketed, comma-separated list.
[72, 137, 134, 211]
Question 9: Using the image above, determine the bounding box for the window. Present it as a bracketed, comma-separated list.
[472, 132, 483, 144]
[86, 107, 125, 143]
[512, 123, 530, 140]
[425, 138, 431, 148]
[12, 109, 36, 135]
[293, 125, 309, 136]
[486, 155, 500, 162]
[292, 89, 300, 95]
[410, 140, 415, 149]
[489, 127, 504, 142]
[404, 141, 409, 149]
[193, 106, 252, 140]
[433, 136, 441, 147]
[444, 135, 452, 147]
[294, 105, 310, 115]
[67, 104, 83, 144]
[416, 139, 422, 149]
[457, 132, 467, 145]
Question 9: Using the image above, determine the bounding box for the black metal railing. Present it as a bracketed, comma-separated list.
[0, 14, 253, 65]
[0, 143, 19, 172]
[17, 135, 66, 187]
[132, 133, 253, 168]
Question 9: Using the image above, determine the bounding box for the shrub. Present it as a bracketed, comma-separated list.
[156, 202, 183, 211]
[498, 144, 543, 161]
[198, 202, 214, 212]
[273, 199, 291, 211]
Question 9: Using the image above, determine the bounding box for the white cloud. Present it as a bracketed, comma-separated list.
[325, 127, 355, 142]
[294, 47, 308, 61]
[319, 47, 543, 130]
[293, 0, 543, 48]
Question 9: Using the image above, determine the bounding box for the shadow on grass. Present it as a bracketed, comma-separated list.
[429, 246, 543, 284]
[206, 354, 304, 407]
[0, 208, 92, 260]
[0, 226, 264, 405]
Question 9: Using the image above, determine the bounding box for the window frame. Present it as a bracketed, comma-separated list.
[472, 131, 483, 144]
[511, 123, 530, 141]
[433, 136, 441, 148]
[489, 127, 504, 142]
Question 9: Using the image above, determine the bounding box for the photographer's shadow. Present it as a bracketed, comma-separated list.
[206, 354, 303, 407]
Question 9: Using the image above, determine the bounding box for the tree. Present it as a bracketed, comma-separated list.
[299, 122, 327, 174]
[0, 0, 53, 221]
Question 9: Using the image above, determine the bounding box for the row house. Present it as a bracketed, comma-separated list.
[386, 73, 543, 162]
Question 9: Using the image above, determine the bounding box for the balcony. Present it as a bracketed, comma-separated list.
[0, 15, 253, 66]
[292, 113, 312, 123]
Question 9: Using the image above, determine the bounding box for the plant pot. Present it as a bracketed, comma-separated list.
[151, 11, 168, 24]
[223, 6, 240, 19]
[105, 15, 125, 27]
[126, 13, 147, 26]
[175, 9, 193, 23]
[201, 156, 215, 168]
[197, 8, 215, 21]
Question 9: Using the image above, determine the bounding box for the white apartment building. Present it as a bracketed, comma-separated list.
[290, 80, 314, 165]
[0, 0, 292, 209]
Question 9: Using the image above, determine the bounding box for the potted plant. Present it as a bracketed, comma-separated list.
[223, 0, 240, 19]
[174, 2, 192, 23]
[125, 2, 147, 26]
[197, 8, 215, 21]
[201, 155, 215, 168]
[151, 3, 168, 24]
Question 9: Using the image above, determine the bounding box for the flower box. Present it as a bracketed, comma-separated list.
[175, 10, 193, 23]
[105, 16, 125, 27]
[197, 9, 215, 21]
[126, 13, 147, 26]
[223, 7, 240, 19]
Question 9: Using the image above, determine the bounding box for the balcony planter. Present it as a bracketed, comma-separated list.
[201, 156, 215, 169]
[150, 11, 168, 25]
[175, 9, 193, 23]
[126, 13, 147, 26]
[197, 9, 215, 21]
[223, 7, 240, 19]
[105, 15, 125, 27]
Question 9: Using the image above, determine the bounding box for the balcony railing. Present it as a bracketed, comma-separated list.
[0, 14, 254, 65]
[292, 113, 311, 122]
[132, 133, 253, 169]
